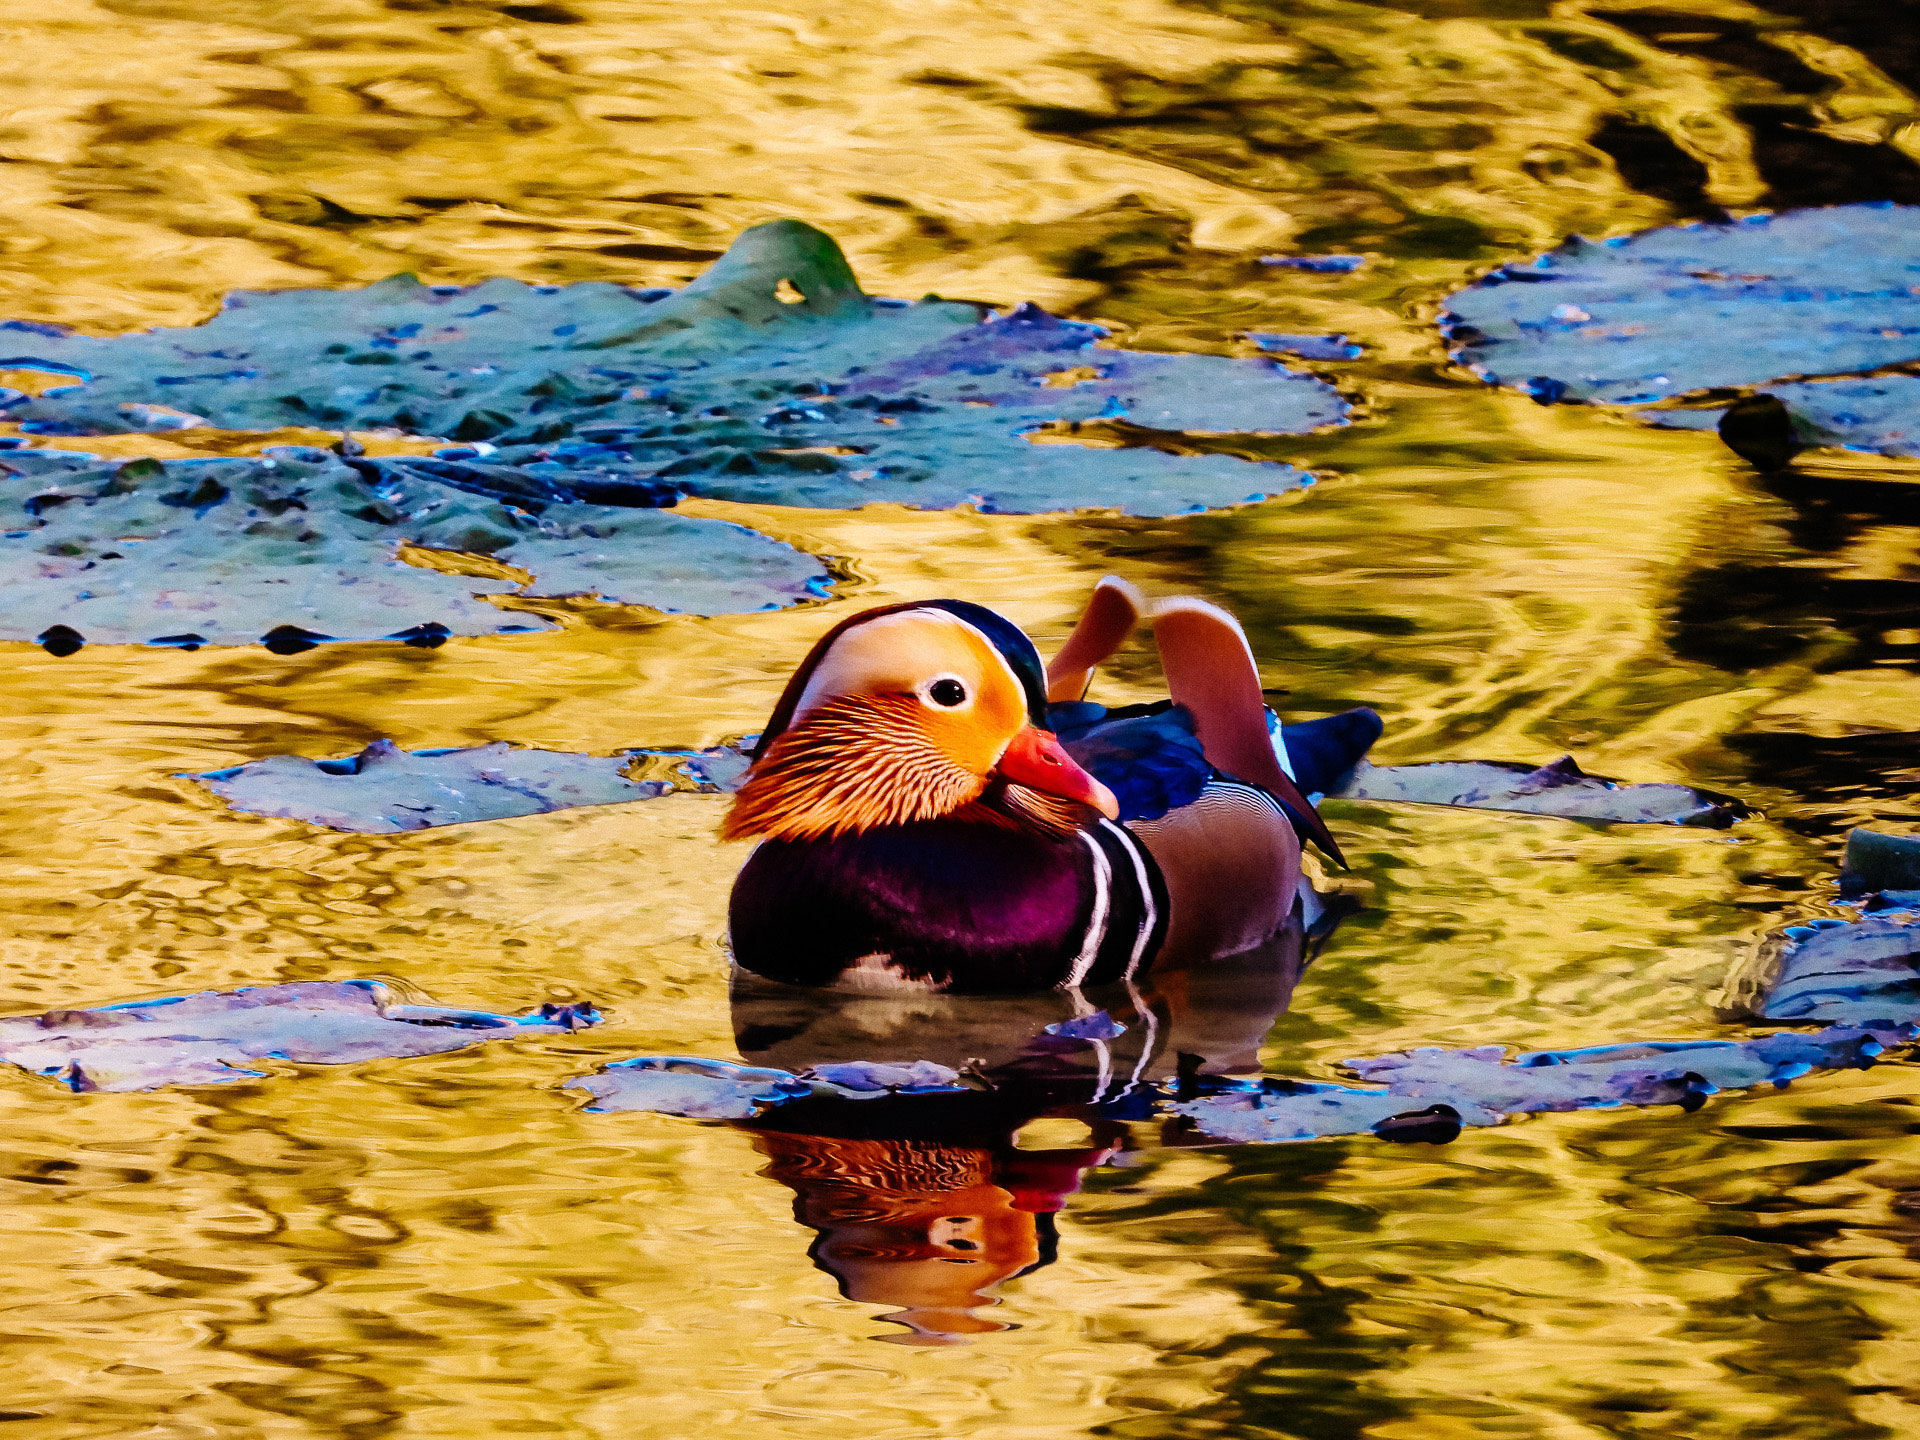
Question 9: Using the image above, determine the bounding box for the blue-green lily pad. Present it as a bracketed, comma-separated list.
[1651, 375, 1920, 458]
[1757, 906, 1920, 1026]
[0, 448, 829, 649]
[1442, 204, 1920, 407]
[1178, 1024, 1910, 1143]
[0, 980, 601, 1093]
[0, 220, 1344, 516]
[195, 737, 749, 832]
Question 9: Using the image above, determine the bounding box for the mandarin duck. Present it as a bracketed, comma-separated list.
[723, 578, 1380, 994]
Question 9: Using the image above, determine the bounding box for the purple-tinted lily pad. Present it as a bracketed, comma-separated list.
[564, 1054, 964, 1116]
[1250, 333, 1363, 361]
[1261, 254, 1367, 273]
[1648, 375, 1920, 459]
[1442, 205, 1920, 411]
[0, 447, 831, 650]
[1334, 755, 1751, 827]
[0, 980, 601, 1093]
[195, 737, 752, 833]
[0, 220, 1346, 517]
[1754, 904, 1920, 1026]
[1176, 1024, 1910, 1143]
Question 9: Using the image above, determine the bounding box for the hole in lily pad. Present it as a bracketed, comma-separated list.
[1, 220, 1348, 516]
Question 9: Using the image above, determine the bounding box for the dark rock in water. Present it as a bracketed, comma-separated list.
[0, 980, 604, 1092]
[1717, 394, 1804, 471]
[1843, 828, 1920, 894]
[35, 624, 83, 657]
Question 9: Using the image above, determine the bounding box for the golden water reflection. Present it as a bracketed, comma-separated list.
[0, 0, 1917, 1434]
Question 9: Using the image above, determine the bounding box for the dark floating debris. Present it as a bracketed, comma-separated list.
[0, 980, 604, 1093]
[1333, 755, 1752, 827]
[35, 624, 83, 657]
[260, 624, 331, 656]
[0, 220, 1347, 517]
[0, 447, 830, 648]
[1716, 392, 1805, 471]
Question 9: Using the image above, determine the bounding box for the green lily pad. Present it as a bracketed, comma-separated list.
[1, 220, 1345, 516]
[0, 448, 831, 650]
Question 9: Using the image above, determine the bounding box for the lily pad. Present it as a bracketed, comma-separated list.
[563, 1054, 964, 1117]
[1442, 205, 1920, 407]
[1334, 755, 1752, 827]
[0, 980, 601, 1093]
[1753, 906, 1920, 1026]
[1176, 1024, 1910, 1144]
[195, 738, 751, 832]
[0, 220, 1345, 516]
[0, 447, 829, 649]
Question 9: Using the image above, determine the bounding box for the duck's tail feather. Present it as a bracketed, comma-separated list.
[1150, 597, 1347, 868]
[1046, 575, 1145, 703]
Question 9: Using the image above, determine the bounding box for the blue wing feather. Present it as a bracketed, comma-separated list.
[1051, 702, 1382, 826]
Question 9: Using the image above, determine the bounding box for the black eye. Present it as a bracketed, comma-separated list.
[928, 678, 967, 707]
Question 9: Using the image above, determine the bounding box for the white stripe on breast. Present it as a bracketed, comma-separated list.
[1062, 829, 1112, 989]
[1098, 818, 1160, 982]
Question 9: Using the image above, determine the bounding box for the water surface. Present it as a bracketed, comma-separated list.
[1, 0, 1918, 1434]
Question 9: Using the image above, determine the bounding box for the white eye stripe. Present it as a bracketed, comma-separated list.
[922, 673, 970, 708]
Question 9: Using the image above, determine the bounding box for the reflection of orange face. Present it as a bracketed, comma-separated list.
[753, 1132, 1044, 1344]
[811, 1179, 1042, 1340]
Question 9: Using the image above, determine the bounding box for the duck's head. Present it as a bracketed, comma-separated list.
[723, 600, 1118, 843]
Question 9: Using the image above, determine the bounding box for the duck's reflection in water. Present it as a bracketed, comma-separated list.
[731, 913, 1324, 1342]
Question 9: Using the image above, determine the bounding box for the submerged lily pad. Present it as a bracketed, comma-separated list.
[0, 980, 601, 1093]
[0, 220, 1344, 516]
[1177, 1025, 1910, 1143]
[1442, 205, 1920, 409]
[0, 448, 829, 648]
[195, 737, 751, 832]
[1334, 755, 1752, 827]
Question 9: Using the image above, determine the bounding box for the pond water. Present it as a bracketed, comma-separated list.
[2, 0, 1919, 1434]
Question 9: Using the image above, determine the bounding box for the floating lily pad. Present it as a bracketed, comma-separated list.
[195, 737, 752, 832]
[1176, 1024, 1910, 1144]
[0, 980, 601, 1093]
[1442, 205, 1920, 408]
[1334, 755, 1751, 827]
[564, 1054, 964, 1117]
[0, 448, 829, 649]
[0, 220, 1344, 516]
[1250, 333, 1363, 361]
[1753, 905, 1920, 1026]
